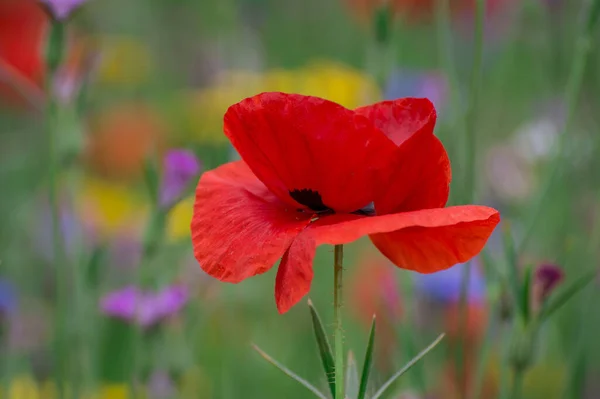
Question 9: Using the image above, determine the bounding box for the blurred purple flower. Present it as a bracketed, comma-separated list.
[384, 70, 449, 113]
[415, 260, 486, 304]
[100, 285, 189, 328]
[159, 149, 201, 208]
[39, 0, 87, 21]
[533, 264, 564, 309]
[0, 279, 17, 316]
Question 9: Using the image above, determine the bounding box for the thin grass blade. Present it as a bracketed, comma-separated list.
[308, 299, 336, 398]
[521, 265, 533, 323]
[252, 343, 328, 399]
[371, 333, 446, 399]
[502, 223, 524, 320]
[358, 315, 376, 399]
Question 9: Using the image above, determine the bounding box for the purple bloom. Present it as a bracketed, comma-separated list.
[0, 279, 17, 316]
[159, 150, 201, 208]
[100, 285, 189, 328]
[415, 260, 486, 304]
[384, 70, 449, 114]
[39, 0, 88, 21]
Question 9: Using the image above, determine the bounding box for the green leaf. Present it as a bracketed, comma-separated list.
[252, 344, 328, 399]
[358, 316, 376, 399]
[540, 269, 597, 321]
[502, 223, 524, 320]
[371, 333, 446, 399]
[521, 265, 533, 323]
[143, 155, 160, 208]
[308, 299, 336, 398]
[346, 351, 359, 399]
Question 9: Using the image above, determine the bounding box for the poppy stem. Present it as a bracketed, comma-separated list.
[333, 244, 345, 399]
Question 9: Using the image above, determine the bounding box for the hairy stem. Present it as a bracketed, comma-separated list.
[334, 244, 345, 399]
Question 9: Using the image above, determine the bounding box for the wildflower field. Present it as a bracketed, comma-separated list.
[1, 0, 599, 398]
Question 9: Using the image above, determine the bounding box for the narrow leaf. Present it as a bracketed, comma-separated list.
[502, 223, 524, 320]
[540, 269, 597, 320]
[143, 156, 160, 207]
[371, 333, 446, 399]
[252, 344, 328, 399]
[521, 265, 533, 323]
[358, 316, 376, 399]
[308, 299, 336, 398]
[346, 351, 359, 399]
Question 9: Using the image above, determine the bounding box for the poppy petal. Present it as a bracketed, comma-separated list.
[224, 92, 397, 213]
[312, 206, 500, 273]
[356, 98, 449, 212]
[377, 130, 451, 213]
[354, 98, 436, 146]
[191, 161, 312, 283]
[275, 233, 317, 314]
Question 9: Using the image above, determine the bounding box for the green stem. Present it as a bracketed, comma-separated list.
[463, 0, 486, 203]
[510, 367, 525, 399]
[518, 0, 599, 253]
[334, 244, 345, 399]
[46, 32, 69, 399]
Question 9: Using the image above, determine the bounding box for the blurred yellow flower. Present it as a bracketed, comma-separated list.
[4, 376, 40, 399]
[76, 177, 148, 238]
[182, 61, 380, 144]
[95, 36, 154, 86]
[76, 177, 192, 242]
[167, 196, 194, 241]
[87, 385, 131, 399]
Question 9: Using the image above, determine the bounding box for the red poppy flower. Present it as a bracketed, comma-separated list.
[190, 92, 500, 314]
[0, 0, 47, 105]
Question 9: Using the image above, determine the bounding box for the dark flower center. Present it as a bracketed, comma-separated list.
[289, 189, 330, 212]
[289, 189, 376, 216]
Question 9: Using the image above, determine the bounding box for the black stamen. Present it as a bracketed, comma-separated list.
[352, 202, 376, 216]
[289, 189, 331, 212]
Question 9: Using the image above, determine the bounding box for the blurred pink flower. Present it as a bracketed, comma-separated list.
[39, 0, 87, 21]
[100, 285, 189, 328]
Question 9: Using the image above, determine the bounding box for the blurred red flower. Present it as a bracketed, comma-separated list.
[0, 0, 46, 105]
[191, 92, 500, 314]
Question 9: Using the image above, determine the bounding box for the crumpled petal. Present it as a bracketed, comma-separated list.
[224, 92, 397, 213]
[190, 161, 312, 283]
[356, 98, 450, 212]
[354, 98, 436, 146]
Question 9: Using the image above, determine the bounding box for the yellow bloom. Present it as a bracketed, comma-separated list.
[167, 196, 194, 241]
[181, 60, 380, 144]
[95, 36, 154, 86]
[90, 385, 130, 399]
[76, 177, 148, 238]
[76, 177, 193, 242]
[5, 376, 40, 399]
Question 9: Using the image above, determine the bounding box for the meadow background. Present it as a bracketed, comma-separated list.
[0, 0, 599, 398]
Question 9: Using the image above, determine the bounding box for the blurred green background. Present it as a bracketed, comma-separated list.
[0, 0, 599, 398]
